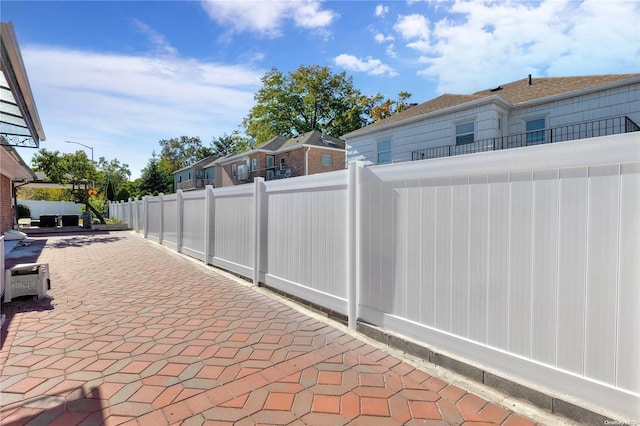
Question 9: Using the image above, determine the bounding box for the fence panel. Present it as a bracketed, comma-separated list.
[182, 191, 206, 261]
[209, 185, 254, 276]
[146, 197, 161, 242]
[162, 194, 178, 250]
[136, 200, 144, 232]
[18, 200, 83, 218]
[357, 134, 639, 419]
[264, 170, 348, 314]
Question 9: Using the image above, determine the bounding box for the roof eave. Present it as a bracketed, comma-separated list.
[0, 143, 37, 180]
[1, 21, 46, 143]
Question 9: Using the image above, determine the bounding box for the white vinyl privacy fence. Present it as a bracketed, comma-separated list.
[110, 133, 639, 421]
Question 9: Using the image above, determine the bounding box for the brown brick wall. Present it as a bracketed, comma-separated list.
[307, 148, 346, 175]
[1, 174, 14, 233]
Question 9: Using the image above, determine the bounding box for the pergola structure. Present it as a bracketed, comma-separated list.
[1, 21, 46, 233]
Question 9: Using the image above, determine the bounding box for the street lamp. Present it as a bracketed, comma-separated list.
[65, 140, 94, 188]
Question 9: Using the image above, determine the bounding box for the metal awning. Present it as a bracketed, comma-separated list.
[0, 21, 45, 148]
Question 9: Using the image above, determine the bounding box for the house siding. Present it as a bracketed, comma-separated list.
[1, 174, 14, 233]
[347, 103, 506, 164]
[508, 82, 640, 134]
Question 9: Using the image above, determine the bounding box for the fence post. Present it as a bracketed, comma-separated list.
[158, 193, 164, 244]
[204, 185, 214, 265]
[253, 177, 265, 287]
[143, 196, 149, 239]
[127, 198, 133, 229]
[176, 190, 184, 253]
[347, 161, 363, 330]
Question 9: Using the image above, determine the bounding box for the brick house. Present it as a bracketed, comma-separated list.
[1, 22, 46, 234]
[215, 130, 345, 187]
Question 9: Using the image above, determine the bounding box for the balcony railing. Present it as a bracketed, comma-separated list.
[176, 178, 215, 190]
[412, 115, 640, 161]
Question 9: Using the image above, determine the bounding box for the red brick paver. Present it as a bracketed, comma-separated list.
[1, 233, 544, 424]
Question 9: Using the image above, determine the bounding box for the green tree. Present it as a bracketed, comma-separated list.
[158, 136, 213, 172]
[31, 149, 106, 223]
[368, 91, 413, 121]
[106, 181, 116, 202]
[210, 130, 251, 156]
[97, 157, 131, 197]
[243, 65, 373, 143]
[139, 153, 174, 195]
[115, 187, 130, 201]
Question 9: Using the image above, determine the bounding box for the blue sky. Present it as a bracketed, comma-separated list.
[3, 0, 639, 179]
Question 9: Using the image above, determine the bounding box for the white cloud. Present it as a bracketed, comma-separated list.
[334, 54, 398, 77]
[132, 19, 178, 57]
[20, 45, 263, 178]
[200, 0, 337, 37]
[374, 33, 394, 43]
[394, 14, 430, 52]
[375, 4, 389, 17]
[386, 44, 397, 58]
[397, 0, 640, 94]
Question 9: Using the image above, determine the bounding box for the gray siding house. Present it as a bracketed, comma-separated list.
[342, 74, 640, 164]
[173, 155, 218, 191]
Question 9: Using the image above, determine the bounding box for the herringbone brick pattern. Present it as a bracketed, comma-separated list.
[1, 233, 541, 425]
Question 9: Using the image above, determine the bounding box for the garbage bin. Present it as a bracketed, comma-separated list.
[81, 211, 92, 228]
[61, 215, 79, 226]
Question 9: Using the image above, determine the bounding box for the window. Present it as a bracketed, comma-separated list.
[456, 122, 474, 145]
[205, 171, 209, 179]
[280, 157, 286, 171]
[377, 140, 391, 164]
[178, 176, 182, 182]
[188, 172, 191, 180]
[321, 154, 332, 167]
[526, 118, 546, 145]
[266, 155, 275, 169]
[232, 164, 237, 178]
[251, 158, 257, 172]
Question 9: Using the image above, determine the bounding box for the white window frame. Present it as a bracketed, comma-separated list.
[280, 157, 286, 171]
[266, 155, 275, 169]
[251, 158, 257, 172]
[321, 154, 332, 167]
[525, 117, 546, 145]
[455, 121, 475, 145]
[377, 140, 391, 164]
[232, 163, 237, 178]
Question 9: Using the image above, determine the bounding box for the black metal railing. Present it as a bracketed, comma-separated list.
[412, 115, 640, 161]
[176, 178, 215, 190]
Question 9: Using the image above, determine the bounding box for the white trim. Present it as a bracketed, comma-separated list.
[265, 274, 348, 314]
[210, 256, 254, 279]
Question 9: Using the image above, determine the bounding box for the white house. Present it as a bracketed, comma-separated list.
[342, 74, 640, 164]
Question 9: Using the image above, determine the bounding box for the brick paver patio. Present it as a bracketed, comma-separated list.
[1, 232, 550, 425]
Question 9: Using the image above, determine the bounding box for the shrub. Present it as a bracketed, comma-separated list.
[17, 204, 31, 218]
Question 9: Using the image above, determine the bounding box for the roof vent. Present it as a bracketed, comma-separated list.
[489, 85, 503, 92]
[528, 74, 532, 85]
